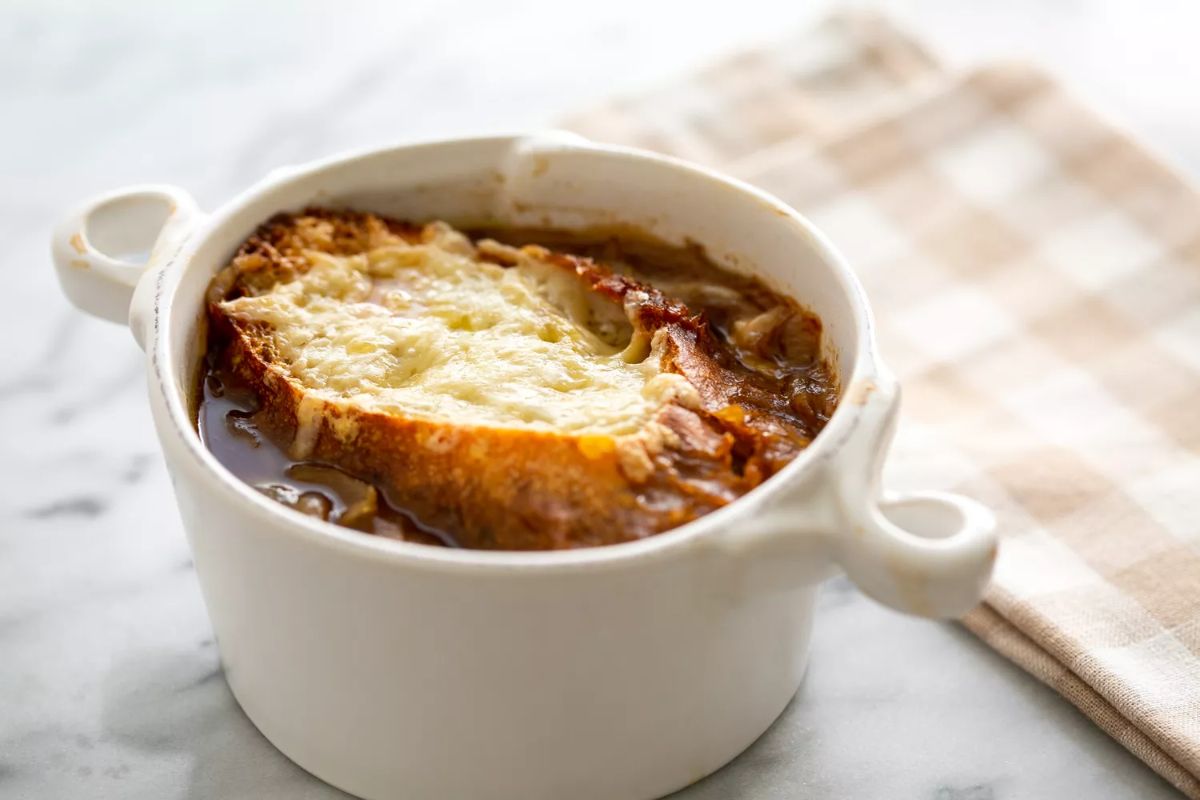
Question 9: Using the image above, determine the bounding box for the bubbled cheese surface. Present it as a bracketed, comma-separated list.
[218, 226, 690, 435]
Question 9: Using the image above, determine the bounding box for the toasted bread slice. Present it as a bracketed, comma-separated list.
[203, 210, 836, 550]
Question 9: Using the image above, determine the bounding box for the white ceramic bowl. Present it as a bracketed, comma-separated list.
[51, 134, 996, 800]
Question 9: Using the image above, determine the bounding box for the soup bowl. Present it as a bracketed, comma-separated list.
[50, 133, 995, 800]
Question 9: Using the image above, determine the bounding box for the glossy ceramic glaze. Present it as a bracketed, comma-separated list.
[50, 134, 996, 800]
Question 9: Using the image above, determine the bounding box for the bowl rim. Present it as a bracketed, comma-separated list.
[149, 133, 884, 574]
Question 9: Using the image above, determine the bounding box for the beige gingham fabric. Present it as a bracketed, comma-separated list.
[566, 10, 941, 165]
[568, 14, 1200, 799]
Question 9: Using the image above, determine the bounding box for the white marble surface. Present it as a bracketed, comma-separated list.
[3, 1, 1198, 797]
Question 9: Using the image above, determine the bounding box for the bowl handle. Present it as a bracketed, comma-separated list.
[736, 372, 996, 619]
[50, 184, 202, 349]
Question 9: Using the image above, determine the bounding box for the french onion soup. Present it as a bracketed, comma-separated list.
[199, 209, 839, 550]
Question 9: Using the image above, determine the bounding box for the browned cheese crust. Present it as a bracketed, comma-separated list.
[203, 209, 838, 550]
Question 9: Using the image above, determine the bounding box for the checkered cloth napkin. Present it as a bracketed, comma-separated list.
[567, 12, 1200, 798]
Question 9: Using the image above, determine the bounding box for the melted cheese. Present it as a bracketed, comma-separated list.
[219, 224, 696, 435]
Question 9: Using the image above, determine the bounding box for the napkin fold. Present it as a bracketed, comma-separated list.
[567, 12, 1200, 798]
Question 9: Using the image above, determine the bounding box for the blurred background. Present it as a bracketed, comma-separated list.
[10, 0, 1200, 202]
[4, 2, 1199, 798]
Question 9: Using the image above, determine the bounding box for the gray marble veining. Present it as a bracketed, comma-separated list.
[4, 1, 1196, 797]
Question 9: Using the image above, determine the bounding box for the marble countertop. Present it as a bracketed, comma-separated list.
[4, 1, 1196, 797]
